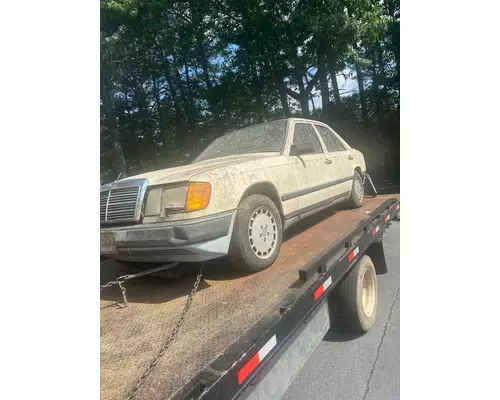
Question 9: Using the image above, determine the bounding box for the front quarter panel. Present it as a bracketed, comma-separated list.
[192, 156, 298, 218]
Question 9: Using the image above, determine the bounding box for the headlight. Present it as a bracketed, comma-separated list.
[144, 182, 211, 216]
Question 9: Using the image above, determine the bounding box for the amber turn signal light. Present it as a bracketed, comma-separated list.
[185, 182, 211, 212]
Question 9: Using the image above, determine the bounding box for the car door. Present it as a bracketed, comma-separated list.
[286, 121, 337, 214]
[313, 123, 356, 197]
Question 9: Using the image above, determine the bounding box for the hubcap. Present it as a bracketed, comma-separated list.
[248, 206, 277, 259]
[361, 267, 376, 318]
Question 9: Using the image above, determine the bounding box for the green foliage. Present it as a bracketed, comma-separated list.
[100, 0, 400, 184]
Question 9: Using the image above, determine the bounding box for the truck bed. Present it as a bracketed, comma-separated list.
[100, 195, 399, 400]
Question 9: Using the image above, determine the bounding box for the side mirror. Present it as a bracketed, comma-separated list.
[291, 142, 316, 156]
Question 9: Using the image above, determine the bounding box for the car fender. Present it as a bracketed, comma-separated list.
[192, 158, 297, 219]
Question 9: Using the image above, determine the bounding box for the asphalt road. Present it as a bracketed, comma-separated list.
[283, 221, 400, 400]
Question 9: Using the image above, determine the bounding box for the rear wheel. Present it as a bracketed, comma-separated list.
[335, 255, 378, 333]
[347, 170, 364, 208]
[228, 194, 283, 272]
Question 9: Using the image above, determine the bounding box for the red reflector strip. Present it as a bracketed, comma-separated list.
[237, 354, 259, 385]
[313, 276, 333, 301]
[384, 214, 390, 222]
[396, 204, 400, 211]
[371, 225, 380, 236]
[347, 246, 359, 263]
[313, 285, 324, 301]
[237, 335, 277, 384]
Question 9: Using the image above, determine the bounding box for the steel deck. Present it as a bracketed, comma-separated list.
[100, 195, 399, 400]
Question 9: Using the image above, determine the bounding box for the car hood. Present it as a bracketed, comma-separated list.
[121, 153, 280, 186]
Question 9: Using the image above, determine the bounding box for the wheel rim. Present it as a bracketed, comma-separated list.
[355, 175, 363, 202]
[248, 206, 278, 259]
[361, 267, 376, 318]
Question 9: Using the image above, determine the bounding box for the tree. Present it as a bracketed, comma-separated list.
[100, 0, 400, 183]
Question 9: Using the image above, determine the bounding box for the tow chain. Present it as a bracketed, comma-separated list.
[100, 263, 182, 308]
[125, 264, 205, 400]
[100, 274, 131, 291]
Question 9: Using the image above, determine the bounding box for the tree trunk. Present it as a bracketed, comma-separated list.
[277, 85, 291, 117]
[329, 69, 342, 107]
[297, 73, 310, 117]
[299, 94, 310, 118]
[355, 63, 369, 130]
[310, 92, 316, 114]
[101, 76, 127, 178]
[371, 48, 384, 134]
[272, 49, 324, 119]
[377, 44, 387, 133]
[318, 58, 329, 112]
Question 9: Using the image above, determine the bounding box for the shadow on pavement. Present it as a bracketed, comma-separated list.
[322, 329, 364, 343]
[100, 260, 210, 305]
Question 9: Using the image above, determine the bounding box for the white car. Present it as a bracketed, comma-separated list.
[100, 118, 366, 272]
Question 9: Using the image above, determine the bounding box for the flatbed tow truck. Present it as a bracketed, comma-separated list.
[100, 194, 400, 400]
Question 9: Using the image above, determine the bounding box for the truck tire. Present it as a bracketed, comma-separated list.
[347, 170, 364, 208]
[228, 194, 283, 272]
[335, 255, 378, 333]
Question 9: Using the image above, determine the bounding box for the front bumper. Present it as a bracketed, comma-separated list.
[100, 210, 236, 263]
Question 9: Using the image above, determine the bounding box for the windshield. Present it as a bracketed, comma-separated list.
[194, 120, 287, 162]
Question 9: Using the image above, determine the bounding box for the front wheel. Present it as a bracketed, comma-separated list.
[228, 194, 283, 272]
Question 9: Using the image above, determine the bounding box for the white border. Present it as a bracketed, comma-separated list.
[2, 1, 500, 399]
[404, 1, 500, 398]
[1, 1, 98, 398]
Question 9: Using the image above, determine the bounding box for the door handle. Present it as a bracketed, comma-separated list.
[324, 159, 332, 165]
[348, 155, 354, 161]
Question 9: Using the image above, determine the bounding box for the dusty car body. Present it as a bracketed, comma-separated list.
[100, 118, 366, 271]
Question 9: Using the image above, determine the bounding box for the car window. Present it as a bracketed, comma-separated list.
[293, 123, 323, 154]
[195, 120, 287, 162]
[314, 125, 346, 152]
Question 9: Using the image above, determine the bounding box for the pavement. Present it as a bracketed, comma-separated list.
[283, 221, 400, 400]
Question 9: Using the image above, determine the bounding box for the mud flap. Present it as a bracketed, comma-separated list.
[365, 240, 388, 275]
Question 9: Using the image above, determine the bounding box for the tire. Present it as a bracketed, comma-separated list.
[335, 255, 378, 333]
[347, 170, 364, 208]
[228, 194, 283, 272]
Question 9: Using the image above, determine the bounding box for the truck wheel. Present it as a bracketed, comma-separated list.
[228, 194, 283, 272]
[335, 255, 378, 333]
[347, 170, 364, 208]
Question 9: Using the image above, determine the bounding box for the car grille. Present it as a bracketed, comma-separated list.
[100, 186, 140, 223]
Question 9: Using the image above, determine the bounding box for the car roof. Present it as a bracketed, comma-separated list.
[286, 117, 324, 124]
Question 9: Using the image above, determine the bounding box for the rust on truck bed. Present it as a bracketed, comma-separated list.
[100, 195, 399, 400]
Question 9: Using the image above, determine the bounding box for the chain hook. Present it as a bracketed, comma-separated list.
[118, 281, 128, 308]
